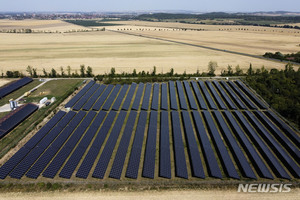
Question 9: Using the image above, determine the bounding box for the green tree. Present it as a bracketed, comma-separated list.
[6, 71, 13, 78]
[235, 65, 243, 75]
[60, 66, 65, 77]
[152, 66, 156, 76]
[227, 65, 233, 75]
[32, 68, 38, 78]
[80, 65, 85, 77]
[110, 67, 116, 77]
[67, 66, 71, 77]
[26, 65, 33, 77]
[133, 69, 137, 77]
[86, 66, 93, 77]
[42, 68, 48, 77]
[247, 63, 253, 75]
[51, 68, 57, 77]
[169, 68, 174, 76]
[208, 61, 218, 76]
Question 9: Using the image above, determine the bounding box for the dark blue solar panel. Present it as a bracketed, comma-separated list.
[151, 83, 159, 111]
[227, 81, 257, 110]
[65, 80, 95, 108]
[92, 85, 114, 111]
[0, 147, 30, 179]
[102, 84, 122, 111]
[198, 81, 217, 110]
[181, 111, 205, 178]
[265, 110, 300, 147]
[159, 111, 171, 179]
[0, 77, 32, 99]
[109, 111, 137, 179]
[202, 111, 239, 179]
[254, 111, 300, 164]
[160, 83, 168, 110]
[25, 111, 87, 179]
[220, 81, 247, 110]
[122, 83, 137, 111]
[205, 81, 227, 110]
[176, 81, 188, 110]
[141, 83, 152, 110]
[171, 111, 188, 179]
[0, 103, 38, 139]
[73, 84, 100, 111]
[191, 111, 222, 179]
[190, 81, 207, 110]
[213, 111, 256, 179]
[212, 80, 237, 110]
[131, 83, 144, 110]
[8, 111, 76, 179]
[169, 81, 178, 110]
[125, 111, 148, 179]
[142, 111, 158, 179]
[183, 81, 198, 110]
[92, 111, 127, 179]
[233, 111, 291, 179]
[83, 84, 106, 111]
[223, 111, 275, 179]
[76, 111, 117, 179]
[243, 111, 300, 178]
[112, 84, 129, 111]
[235, 80, 267, 109]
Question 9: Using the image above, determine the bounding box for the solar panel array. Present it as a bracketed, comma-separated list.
[0, 80, 299, 181]
[0, 77, 33, 99]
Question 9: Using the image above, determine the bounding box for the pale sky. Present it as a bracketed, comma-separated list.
[0, 0, 299, 12]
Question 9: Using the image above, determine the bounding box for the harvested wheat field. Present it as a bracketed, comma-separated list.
[0, 189, 299, 200]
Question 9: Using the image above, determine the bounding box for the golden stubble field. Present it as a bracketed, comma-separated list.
[0, 19, 299, 75]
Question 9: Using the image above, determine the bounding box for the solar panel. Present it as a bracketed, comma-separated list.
[235, 80, 268, 109]
[190, 81, 207, 110]
[176, 81, 188, 110]
[171, 111, 188, 179]
[220, 81, 247, 110]
[202, 111, 239, 179]
[212, 80, 237, 110]
[142, 111, 158, 179]
[125, 111, 148, 179]
[83, 85, 107, 111]
[131, 83, 145, 110]
[92, 84, 114, 110]
[264, 110, 300, 147]
[73, 84, 100, 111]
[213, 111, 256, 179]
[102, 84, 122, 111]
[169, 81, 178, 110]
[198, 81, 218, 110]
[181, 111, 205, 178]
[65, 80, 95, 108]
[122, 83, 137, 110]
[233, 111, 291, 179]
[191, 111, 222, 179]
[160, 83, 168, 110]
[76, 111, 117, 179]
[112, 84, 129, 111]
[243, 111, 300, 178]
[223, 111, 276, 179]
[205, 81, 227, 110]
[159, 111, 171, 179]
[92, 111, 127, 179]
[227, 81, 257, 110]
[254, 111, 300, 163]
[183, 81, 198, 110]
[141, 83, 152, 110]
[151, 83, 159, 111]
[109, 111, 137, 179]
[0, 77, 33, 99]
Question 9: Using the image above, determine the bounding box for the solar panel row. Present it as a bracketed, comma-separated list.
[183, 81, 198, 110]
[142, 111, 158, 179]
[151, 83, 159, 111]
[92, 85, 114, 111]
[102, 85, 122, 111]
[220, 81, 247, 110]
[131, 83, 144, 110]
[65, 81, 95, 108]
[0, 103, 38, 139]
[159, 111, 171, 179]
[176, 81, 188, 110]
[205, 81, 227, 110]
[190, 81, 208, 110]
[160, 83, 168, 110]
[169, 81, 178, 110]
[0, 77, 33, 99]
[141, 83, 152, 110]
[112, 84, 129, 111]
[212, 80, 237, 110]
[82, 85, 107, 111]
[122, 83, 137, 111]
[198, 81, 218, 110]
[126, 111, 148, 179]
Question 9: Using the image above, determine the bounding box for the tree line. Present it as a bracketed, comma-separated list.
[263, 51, 300, 64]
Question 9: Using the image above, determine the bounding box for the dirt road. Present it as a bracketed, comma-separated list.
[0, 189, 299, 200]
